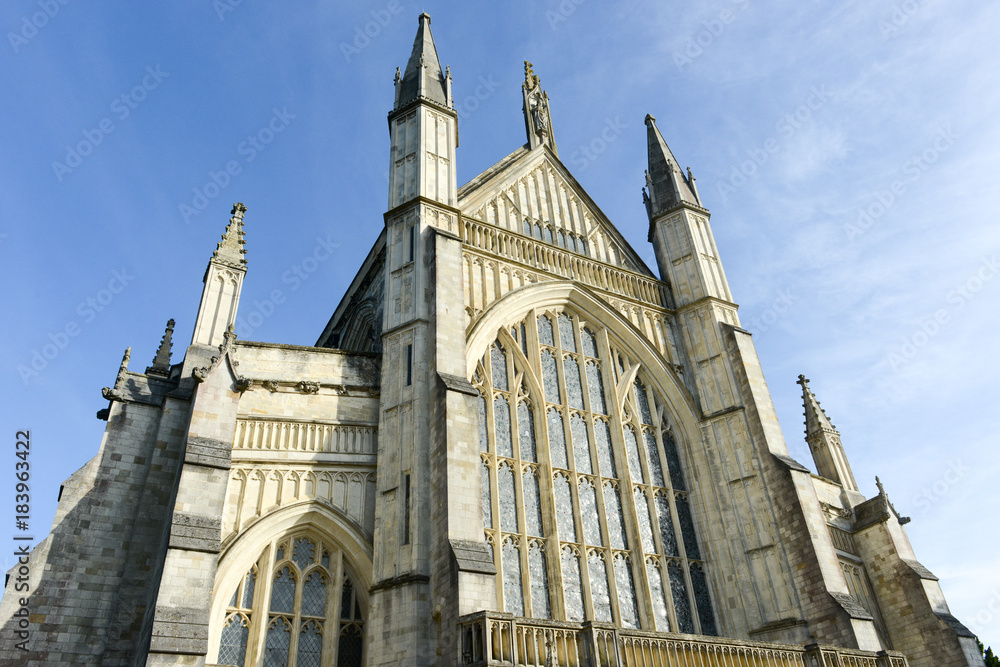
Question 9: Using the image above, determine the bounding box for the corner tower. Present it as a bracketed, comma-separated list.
[370, 14, 495, 666]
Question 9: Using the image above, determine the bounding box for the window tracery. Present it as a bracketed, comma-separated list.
[217, 532, 366, 666]
[474, 309, 717, 634]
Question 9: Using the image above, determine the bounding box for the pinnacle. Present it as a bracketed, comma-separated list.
[644, 113, 700, 222]
[146, 319, 175, 375]
[396, 13, 447, 109]
[798, 373, 838, 436]
[212, 202, 248, 268]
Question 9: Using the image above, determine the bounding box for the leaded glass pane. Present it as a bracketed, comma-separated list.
[293, 538, 315, 571]
[543, 226, 553, 244]
[586, 362, 607, 415]
[340, 579, 353, 620]
[296, 622, 323, 667]
[604, 483, 628, 550]
[477, 394, 489, 453]
[533, 223, 543, 240]
[648, 562, 671, 631]
[634, 380, 653, 424]
[676, 496, 701, 559]
[518, 402, 536, 462]
[219, 614, 248, 667]
[538, 315, 555, 346]
[691, 563, 717, 635]
[494, 396, 513, 458]
[491, 343, 509, 391]
[614, 555, 640, 629]
[669, 562, 694, 633]
[588, 554, 612, 622]
[337, 625, 364, 667]
[523, 470, 543, 537]
[499, 464, 518, 533]
[322, 551, 330, 569]
[634, 488, 655, 553]
[644, 431, 665, 487]
[264, 619, 291, 667]
[554, 474, 576, 542]
[655, 493, 679, 557]
[482, 462, 493, 528]
[275, 544, 285, 561]
[594, 420, 616, 478]
[663, 431, 686, 490]
[502, 540, 524, 616]
[270, 568, 295, 614]
[564, 357, 584, 410]
[229, 584, 238, 609]
[528, 544, 551, 619]
[571, 414, 592, 474]
[624, 427, 644, 483]
[558, 230, 567, 248]
[558, 314, 576, 352]
[541, 350, 560, 403]
[579, 480, 602, 546]
[548, 409, 568, 469]
[561, 548, 585, 622]
[581, 328, 599, 358]
[519, 322, 528, 356]
[301, 571, 326, 617]
[523, 219, 532, 236]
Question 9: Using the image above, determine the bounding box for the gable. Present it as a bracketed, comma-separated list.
[458, 145, 653, 276]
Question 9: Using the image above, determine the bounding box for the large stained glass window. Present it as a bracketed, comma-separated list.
[475, 309, 716, 634]
[215, 533, 366, 666]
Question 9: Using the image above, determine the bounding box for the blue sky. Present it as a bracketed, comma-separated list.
[2, 0, 998, 647]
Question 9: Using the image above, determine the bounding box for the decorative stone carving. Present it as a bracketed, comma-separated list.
[297, 381, 320, 394]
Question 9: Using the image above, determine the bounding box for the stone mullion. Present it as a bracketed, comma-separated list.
[249, 542, 278, 667]
[526, 314, 566, 622]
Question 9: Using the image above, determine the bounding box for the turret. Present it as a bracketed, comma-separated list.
[797, 375, 862, 498]
[387, 13, 457, 208]
[191, 203, 247, 346]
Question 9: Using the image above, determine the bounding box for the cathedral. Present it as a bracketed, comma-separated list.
[1, 13, 984, 667]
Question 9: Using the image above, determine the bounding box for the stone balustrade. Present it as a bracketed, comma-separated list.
[457, 612, 909, 667]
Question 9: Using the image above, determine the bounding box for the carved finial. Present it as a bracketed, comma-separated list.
[394, 66, 401, 83]
[221, 323, 238, 353]
[687, 166, 695, 182]
[875, 475, 885, 496]
[797, 374, 809, 386]
[644, 113, 656, 126]
[147, 319, 175, 375]
[102, 346, 131, 399]
[524, 60, 539, 90]
[231, 202, 246, 218]
[445, 65, 451, 80]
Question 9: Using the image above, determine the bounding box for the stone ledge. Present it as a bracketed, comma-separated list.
[169, 512, 222, 553]
[451, 539, 497, 575]
[830, 591, 874, 621]
[438, 372, 479, 397]
[185, 436, 231, 470]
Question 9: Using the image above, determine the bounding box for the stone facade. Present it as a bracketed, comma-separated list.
[0, 12, 982, 667]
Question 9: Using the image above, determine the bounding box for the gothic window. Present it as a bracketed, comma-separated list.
[216, 533, 366, 666]
[475, 310, 716, 634]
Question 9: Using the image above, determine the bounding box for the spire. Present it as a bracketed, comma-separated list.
[395, 13, 448, 109]
[522, 61, 557, 155]
[213, 202, 247, 268]
[644, 114, 701, 224]
[146, 319, 175, 376]
[797, 375, 859, 492]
